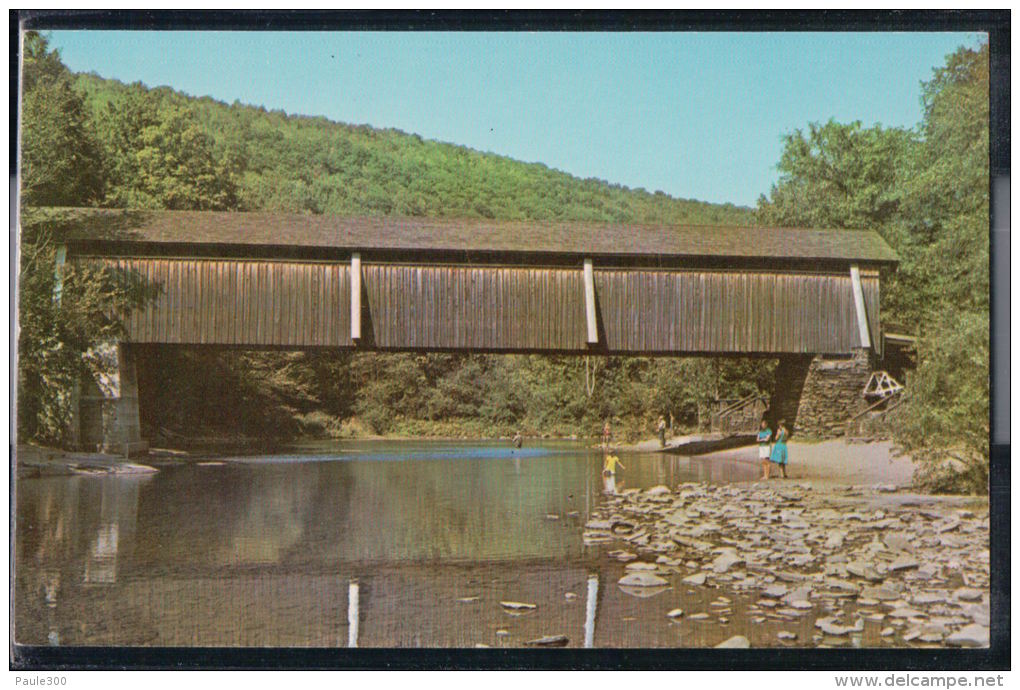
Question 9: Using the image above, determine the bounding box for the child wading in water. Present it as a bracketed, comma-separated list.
[769, 420, 790, 478]
[602, 453, 625, 476]
[757, 419, 773, 480]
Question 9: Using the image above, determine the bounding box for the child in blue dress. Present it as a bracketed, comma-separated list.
[769, 420, 789, 478]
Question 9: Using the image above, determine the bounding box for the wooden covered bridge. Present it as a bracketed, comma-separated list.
[49, 208, 898, 454]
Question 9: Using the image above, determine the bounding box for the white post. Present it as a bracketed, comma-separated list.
[583, 573, 599, 648]
[849, 264, 871, 349]
[583, 259, 598, 345]
[347, 579, 360, 648]
[350, 253, 362, 342]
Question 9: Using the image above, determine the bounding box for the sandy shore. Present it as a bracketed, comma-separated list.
[624, 434, 916, 489]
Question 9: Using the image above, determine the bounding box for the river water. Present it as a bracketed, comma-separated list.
[14, 440, 784, 648]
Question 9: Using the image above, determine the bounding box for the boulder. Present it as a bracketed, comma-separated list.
[715, 635, 750, 648]
[618, 571, 669, 587]
[682, 572, 708, 586]
[945, 624, 989, 648]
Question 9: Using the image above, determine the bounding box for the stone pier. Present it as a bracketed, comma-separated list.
[79, 342, 148, 456]
[769, 350, 873, 437]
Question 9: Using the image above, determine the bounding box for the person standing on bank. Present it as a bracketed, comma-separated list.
[770, 420, 789, 479]
[657, 416, 668, 448]
[757, 419, 773, 480]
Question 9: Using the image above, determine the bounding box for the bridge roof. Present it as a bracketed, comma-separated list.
[46, 208, 898, 265]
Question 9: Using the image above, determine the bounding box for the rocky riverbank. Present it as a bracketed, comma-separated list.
[585, 480, 990, 648]
[16, 444, 158, 477]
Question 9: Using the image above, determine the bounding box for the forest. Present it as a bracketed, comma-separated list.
[18, 32, 989, 492]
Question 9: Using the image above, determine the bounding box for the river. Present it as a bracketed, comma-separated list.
[14, 439, 773, 648]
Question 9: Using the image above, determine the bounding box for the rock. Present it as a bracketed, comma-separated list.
[496, 629, 510, 637]
[545, 513, 560, 520]
[762, 584, 788, 598]
[457, 596, 480, 602]
[777, 631, 797, 640]
[667, 608, 684, 618]
[888, 608, 925, 619]
[953, 587, 984, 602]
[500, 601, 536, 611]
[862, 586, 900, 601]
[625, 561, 659, 571]
[525, 634, 569, 647]
[646, 485, 671, 496]
[815, 617, 862, 636]
[715, 635, 750, 648]
[564, 592, 578, 600]
[682, 572, 708, 586]
[825, 531, 847, 549]
[881, 627, 895, 637]
[618, 572, 668, 587]
[586, 519, 612, 530]
[475, 643, 490, 648]
[961, 603, 990, 626]
[846, 562, 883, 582]
[711, 551, 744, 574]
[789, 600, 814, 610]
[608, 550, 638, 562]
[945, 624, 989, 647]
[883, 533, 913, 552]
[889, 556, 920, 572]
[937, 518, 962, 533]
[783, 585, 813, 602]
[618, 584, 671, 599]
[911, 592, 943, 605]
[689, 612, 710, 620]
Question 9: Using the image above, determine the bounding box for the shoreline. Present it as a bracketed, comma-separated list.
[16, 436, 919, 491]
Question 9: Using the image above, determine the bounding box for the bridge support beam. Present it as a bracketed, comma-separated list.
[770, 350, 873, 438]
[78, 342, 148, 457]
[583, 258, 598, 345]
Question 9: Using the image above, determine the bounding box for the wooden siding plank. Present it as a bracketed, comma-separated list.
[79, 258, 878, 354]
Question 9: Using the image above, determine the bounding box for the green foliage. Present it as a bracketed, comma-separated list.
[20, 32, 105, 206]
[757, 120, 914, 231]
[757, 42, 990, 493]
[72, 71, 753, 225]
[94, 84, 238, 210]
[17, 208, 158, 444]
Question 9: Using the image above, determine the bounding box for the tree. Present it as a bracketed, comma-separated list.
[17, 209, 158, 444]
[20, 32, 105, 206]
[757, 119, 914, 231]
[756, 42, 990, 492]
[98, 87, 237, 210]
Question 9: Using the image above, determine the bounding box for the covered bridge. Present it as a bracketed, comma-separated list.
[45, 208, 898, 453]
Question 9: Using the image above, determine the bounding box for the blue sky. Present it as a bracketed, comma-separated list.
[47, 30, 983, 207]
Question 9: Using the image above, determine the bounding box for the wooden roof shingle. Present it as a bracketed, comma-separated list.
[42, 208, 899, 265]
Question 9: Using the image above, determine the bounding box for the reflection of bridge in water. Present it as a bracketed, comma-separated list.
[18, 446, 695, 646]
[49, 209, 897, 454]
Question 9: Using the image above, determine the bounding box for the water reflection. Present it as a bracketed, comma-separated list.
[583, 573, 599, 648]
[347, 579, 360, 648]
[14, 440, 760, 646]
